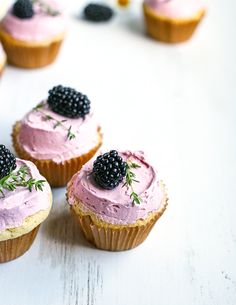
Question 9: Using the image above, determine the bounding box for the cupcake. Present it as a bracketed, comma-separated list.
[117, 0, 130, 7]
[0, 0, 66, 68]
[143, 0, 206, 43]
[67, 150, 168, 251]
[0, 43, 6, 76]
[0, 145, 52, 263]
[12, 85, 102, 187]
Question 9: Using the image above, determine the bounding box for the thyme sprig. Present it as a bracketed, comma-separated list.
[33, 102, 76, 141]
[67, 126, 76, 140]
[123, 161, 142, 205]
[0, 166, 46, 198]
[33, 102, 44, 110]
[32, 0, 60, 16]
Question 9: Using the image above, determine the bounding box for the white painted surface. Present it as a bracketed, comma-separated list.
[1, 0, 236, 304]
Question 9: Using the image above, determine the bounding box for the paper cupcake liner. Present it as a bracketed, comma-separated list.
[117, 0, 130, 7]
[12, 122, 102, 187]
[0, 28, 64, 68]
[0, 225, 40, 263]
[143, 4, 205, 43]
[70, 182, 168, 251]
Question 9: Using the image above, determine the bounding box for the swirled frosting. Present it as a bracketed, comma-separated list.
[18, 102, 100, 164]
[145, 0, 204, 18]
[0, 159, 51, 232]
[1, 0, 66, 42]
[67, 151, 165, 225]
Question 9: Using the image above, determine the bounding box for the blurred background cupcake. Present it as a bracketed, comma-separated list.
[117, 0, 130, 7]
[0, 0, 66, 68]
[12, 85, 102, 187]
[0, 145, 52, 263]
[143, 0, 206, 43]
[67, 150, 168, 251]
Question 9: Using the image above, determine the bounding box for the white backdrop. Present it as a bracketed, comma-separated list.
[1, 1, 236, 305]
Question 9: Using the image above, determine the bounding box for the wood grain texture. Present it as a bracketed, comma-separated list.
[38, 191, 103, 305]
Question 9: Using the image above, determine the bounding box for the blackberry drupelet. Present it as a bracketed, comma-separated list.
[13, 0, 34, 19]
[93, 150, 127, 190]
[48, 85, 91, 119]
[84, 3, 114, 22]
[0, 145, 17, 180]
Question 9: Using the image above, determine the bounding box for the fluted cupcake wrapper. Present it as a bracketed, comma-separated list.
[12, 122, 102, 187]
[0, 28, 64, 68]
[71, 183, 168, 251]
[143, 3, 205, 43]
[0, 225, 40, 263]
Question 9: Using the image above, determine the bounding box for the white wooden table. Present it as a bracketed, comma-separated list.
[1, 0, 236, 304]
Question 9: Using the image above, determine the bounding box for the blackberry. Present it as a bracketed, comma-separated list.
[48, 85, 91, 119]
[93, 150, 127, 190]
[13, 0, 34, 19]
[84, 3, 114, 22]
[0, 145, 16, 180]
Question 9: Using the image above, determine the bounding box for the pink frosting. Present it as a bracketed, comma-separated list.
[67, 151, 164, 225]
[18, 102, 100, 164]
[145, 0, 204, 18]
[0, 159, 51, 231]
[1, 0, 66, 42]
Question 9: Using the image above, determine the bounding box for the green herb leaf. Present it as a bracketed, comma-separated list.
[34, 107, 76, 141]
[123, 160, 142, 205]
[43, 115, 53, 121]
[130, 163, 141, 169]
[67, 126, 76, 141]
[130, 192, 141, 205]
[33, 102, 45, 110]
[0, 166, 46, 197]
[53, 121, 61, 129]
